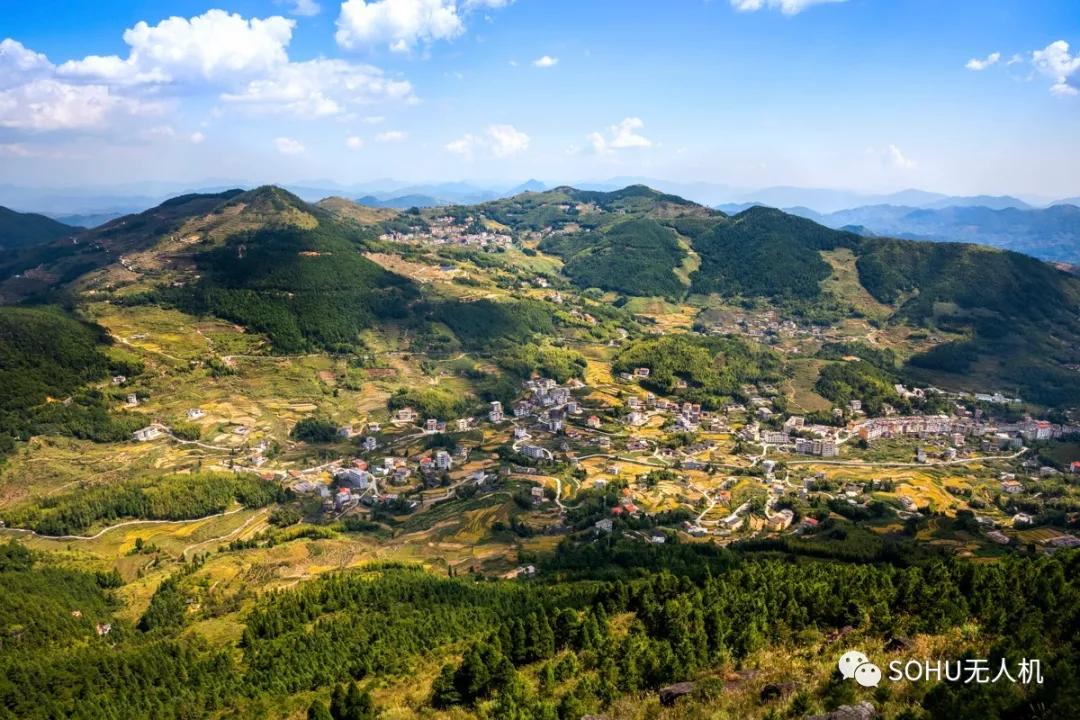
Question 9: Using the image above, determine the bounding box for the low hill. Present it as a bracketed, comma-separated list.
[539, 218, 689, 298]
[857, 239, 1080, 405]
[480, 184, 712, 234]
[0, 306, 141, 455]
[358, 194, 441, 209]
[689, 206, 860, 299]
[0, 206, 77, 249]
[316, 196, 398, 226]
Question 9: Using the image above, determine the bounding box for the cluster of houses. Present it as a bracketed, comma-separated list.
[855, 414, 1078, 449]
[379, 215, 512, 249]
[705, 310, 836, 344]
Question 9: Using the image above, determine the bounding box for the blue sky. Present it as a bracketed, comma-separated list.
[1, 0, 1079, 198]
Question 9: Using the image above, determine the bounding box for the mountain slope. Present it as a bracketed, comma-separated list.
[135, 187, 419, 353]
[0, 190, 250, 303]
[0, 206, 77, 249]
[690, 206, 860, 299]
[0, 306, 140, 456]
[539, 218, 689, 298]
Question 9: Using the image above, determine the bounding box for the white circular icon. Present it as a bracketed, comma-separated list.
[838, 650, 870, 679]
[854, 662, 882, 687]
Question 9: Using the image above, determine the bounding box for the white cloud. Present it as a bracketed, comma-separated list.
[362, 115, 385, 124]
[586, 117, 652, 154]
[447, 123, 529, 158]
[1032, 40, 1080, 97]
[965, 52, 1000, 71]
[275, 136, 305, 154]
[346, 135, 364, 149]
[144, 124, 177, 139]
[190, 131, 206, 144]
[730, 0, 847, 15]
[376, 130, 408, 142]
[335, 0, 512, 52]
[486, 124, 529, 156]
[1007, 53, 1025, 66]
[0, 143, 33, 157]
[609, 117, 651, 148]
[445, 133, 478, 158]
[532, 55, 558, 68]
[336, 0, 465, 52]
[881, 144, 916, 170]
[1050, 82, 1079, 97]
[2, 9, 415, 128]
[0, 39, 53, 88]
[291, 0, 323, 17]
[0, 78, 161, 131]
[221, 59, 414, 117]
[58, 10, 295, 85]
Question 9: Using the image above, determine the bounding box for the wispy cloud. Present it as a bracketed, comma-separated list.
[729, 0, 847, 15]
[965, 52, 1000, 71]
[446, 123, 529, 158]
[586, 117, 652, 154]
[290, 0, 322, 17]
[275, 136, 305, 154]
[532, 55, 558, 68]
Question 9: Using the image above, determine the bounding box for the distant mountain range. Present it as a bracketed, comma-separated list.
[713, 202, 1080, 265]
[4, 179, 1080, 261]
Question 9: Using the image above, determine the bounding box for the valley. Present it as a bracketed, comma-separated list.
[1, 185, 1079, 720]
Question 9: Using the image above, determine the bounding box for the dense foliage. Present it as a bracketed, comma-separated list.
[430, 298, 555, 350]
[7, 472, 286, 536]
[2, 541, 1077, 719]
[857, 239, 1080, 405]
[291, 415, 340, 443]
[614, 335, 786, 408]
[495, 343, 587, 383]
[0, 307, 143, 456]
[388, 386, 473, 420]
[541, 219, 688, 298]
[162, 219, 416, 353]
[815, 361, 902, 416]
[691, 207, 859, 299]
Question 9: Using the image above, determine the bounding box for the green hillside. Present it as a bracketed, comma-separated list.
[540, 218, 688, 297]
[162, 218, 417, 354]
[0, 306, 140, 456]
[613, 334, 785, 408]
[0, 190, 245, 303]
[691, 207, 860, 299]
[0, 206, 76, 248]
[857, 239, 1080, 404]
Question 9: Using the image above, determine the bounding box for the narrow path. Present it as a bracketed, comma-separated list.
[1, 507, 246, 542]
[181, 508, 269, 559]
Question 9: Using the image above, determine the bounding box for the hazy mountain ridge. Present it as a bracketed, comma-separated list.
[0, 206, 79, 249]
[786, 203, 1080, 264]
